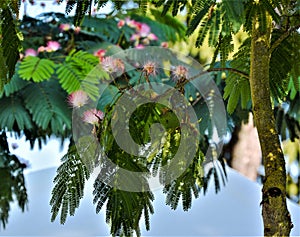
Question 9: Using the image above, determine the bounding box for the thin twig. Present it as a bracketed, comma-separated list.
[207, 67, 249, 79]
[269, 24, 300, 54]
[188, 67, 250, 82]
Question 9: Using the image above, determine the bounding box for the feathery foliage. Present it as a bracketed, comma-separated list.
[94, 178, 154, 236]
[56, 49, 107, 100]
[18, 56, 56, 82]
[0, 132, 28, 230]
[0, 96, 32, 131]
[164, 147, 204, 211]
[1, 0, 299, 235]
[50, 144, 90, 224]
[0, 4, 23, 90]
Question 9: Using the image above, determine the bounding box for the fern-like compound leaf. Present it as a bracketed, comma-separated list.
[18, 56, 56, 82]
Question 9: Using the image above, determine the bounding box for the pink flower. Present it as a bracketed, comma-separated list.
[113, 58, 125, 74]
[139, 23, 150, 37]
[37, 46, 46, 53]
[82, 109, 104, 125]
[126, 18, 138, 28]
[117, 20, 125, 28]
[74, 26, 81, 34]
[147, 33, 158, 41]
[101, 57, 115, 73]
[143, 61, 157, 76]
[94, 49, 106, 61]
[59, 23, 71, 31]
[133, 22, 143, 30]
[68, 90, 89, 108]
[135, 44, 145, 49]
[46, 41, 60, 52]
[161, 42, 169, 48]
[171, 65, 188, 81]
[19, 53, 24, 61]
[142, 38, 150, 45]
[101, 57, 125, 74]
[130, 33, 140, 41]
[25, 48, 37, 57]
[38, 41, 60, 53]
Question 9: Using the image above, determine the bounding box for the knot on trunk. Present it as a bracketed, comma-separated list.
[267, 187, 282, 198]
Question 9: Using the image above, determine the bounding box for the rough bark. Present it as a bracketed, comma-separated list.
[249, 12, 293, 236]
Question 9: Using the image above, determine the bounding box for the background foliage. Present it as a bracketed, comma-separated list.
[0, 0, 299, 236]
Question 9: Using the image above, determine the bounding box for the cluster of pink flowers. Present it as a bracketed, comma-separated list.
[65, 63, 189, 127]
[22, 41, 61, 58]
[67, 90, 104, 125]
[101, 57, 125, 74]
[59, 23, 71, 31]
[59, 23, 81, 34]
[142, 61, 188, 80]
[38, 41, 61, 53]
[171, 65, 189, 81]
[82, 109, 104, 125]
[94, 49, 125, 74]
[94, 49, 106, 62]
[118, 17, 159, 49]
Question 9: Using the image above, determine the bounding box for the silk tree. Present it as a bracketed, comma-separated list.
[0, 0, 299, 236]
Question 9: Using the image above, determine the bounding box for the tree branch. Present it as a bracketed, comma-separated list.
[188, 67, 250, 81]
[269, 24, 300, 54]
[207, 68, 250, 79]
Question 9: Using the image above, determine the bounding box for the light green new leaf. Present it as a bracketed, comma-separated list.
[57, 50, 104, 100]
[18, 56, 56, 82]
[56, 62, 82, 93]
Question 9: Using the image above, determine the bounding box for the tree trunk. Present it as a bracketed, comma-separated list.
[249, 10, 293, 236]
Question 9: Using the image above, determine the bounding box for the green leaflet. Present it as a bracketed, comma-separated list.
[0, 132, 28, 230]
[22, 80, 71, 134]
[0, 96, 32, 131]
[186, 3, 210, 36]
[222, 0, 247, 33]
[0, 48, 9, 91]
[73, 0, 91, 26]
[94, 180, 154, 236]
[18, 56, 56, 82]
[56, 62, 82, 93]
[223, 76, 251, 114]
[222, 38, 251, 114]
[50, 145, 90, 224]
[0, 64, 29, 97]
[56, 50, 104, 100]
[164, 147, 204, 211]
[195, 15, 212, 47]
[224, 79, 240, 114]
[0, 6, 23, 88]
[154, 0, 188, 16]
[136, 0, 149, 14]
[208, 8, 221, 47]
